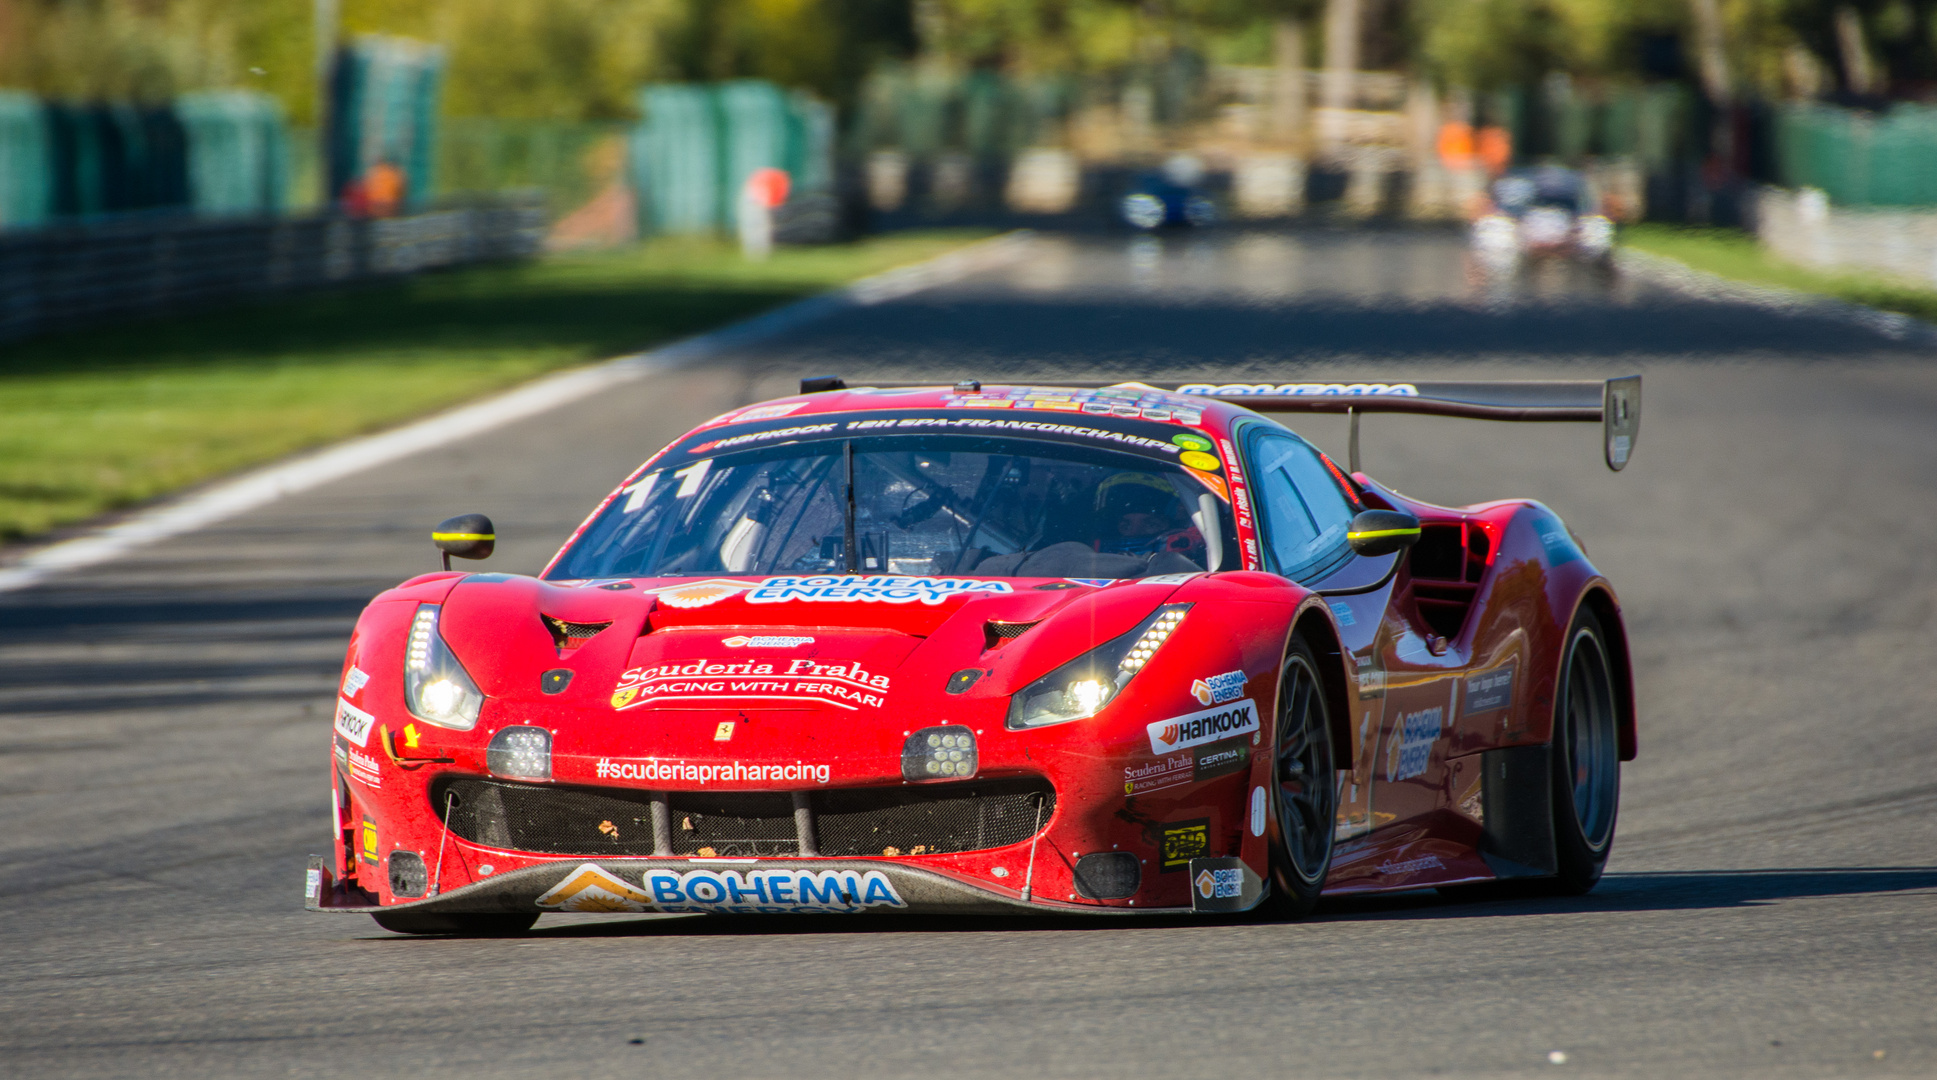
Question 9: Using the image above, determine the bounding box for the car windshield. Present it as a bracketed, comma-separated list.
[547, 432, 1238, 581]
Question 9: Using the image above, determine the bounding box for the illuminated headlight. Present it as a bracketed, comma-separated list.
[904, 725, 976, 782]
[403, 604, 484, 730]
[487, 725, 552, 780]
[1577, 214, 1615, 253]
[1007, 604, 1190, 730]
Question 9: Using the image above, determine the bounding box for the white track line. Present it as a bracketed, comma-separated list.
[0, 230, 1033, 594]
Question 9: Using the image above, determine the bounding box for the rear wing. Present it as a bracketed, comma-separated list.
[801, 375, 1641, 472]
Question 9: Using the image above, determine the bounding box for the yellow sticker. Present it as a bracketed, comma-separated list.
[611, 686, 639, 709]
[714, 721, 735, 742]
[402, 723, 421, 749]
[360, 819, 379, 863]
[1179, 450, 1222, 472]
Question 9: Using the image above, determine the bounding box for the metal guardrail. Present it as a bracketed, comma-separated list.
[0, 197, 545, 344]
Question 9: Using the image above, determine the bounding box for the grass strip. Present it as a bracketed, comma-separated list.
[0, 230, 991, 543]
[1622, 223, 1937, 324]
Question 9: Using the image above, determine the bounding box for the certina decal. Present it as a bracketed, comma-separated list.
[537, 864, 656, 913]
[1192, 737, 1251, 782]
[1147, 699, 1259, 754]
[1535, 516, 1583, 566]
[333, 698, 375, 748]
[1159, 819, 1210, 872]
[340, 665, 370, 698]
[1462, 663, 1516, 715]
[612, 658, 891, 711]
[1191, 670, 1247, 706]
[722, 635, 815, 648]
[1378, 854, 1445, 875]
[1385, 706, 1444, 782]
[1178, 382, 1420, 397]
[594, 758, 832, 785]
[644, 867, 906, 913]
[744, 575, 1012, 605]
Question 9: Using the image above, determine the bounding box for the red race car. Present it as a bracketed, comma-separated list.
[309, 375, 1643, 934]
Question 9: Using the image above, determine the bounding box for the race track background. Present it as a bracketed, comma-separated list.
[3, 230, 1934, 1078]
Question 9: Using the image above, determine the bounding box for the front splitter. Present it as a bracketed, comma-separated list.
[305, 856, 1192, 917]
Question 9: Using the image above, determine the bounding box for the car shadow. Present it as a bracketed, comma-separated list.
[364, 866, 1937, 940]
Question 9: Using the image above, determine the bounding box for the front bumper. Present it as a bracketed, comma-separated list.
[304, 855, 1218, 917]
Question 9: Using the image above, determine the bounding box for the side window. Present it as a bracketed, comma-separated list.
[1247, 429, 1357, 580]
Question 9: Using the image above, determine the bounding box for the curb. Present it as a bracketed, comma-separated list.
[0, 230, 1034, 595]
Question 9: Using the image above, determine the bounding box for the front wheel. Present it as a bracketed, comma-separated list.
[371, 910, 539, 936]
[1548, 607, 1621, 893]
[1261, 636, 1338, 918]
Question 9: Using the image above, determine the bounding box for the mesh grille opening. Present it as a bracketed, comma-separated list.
[983, 621, 1039, 650]
[542, 615, 612, 649]
[434, 777, 662, 856]
[429, 775, 1055, 859]
[814, 778, 1053, 857]
[668, 792, 799, 857]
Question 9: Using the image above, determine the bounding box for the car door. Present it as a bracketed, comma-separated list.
[1241, 426, 1385, 844]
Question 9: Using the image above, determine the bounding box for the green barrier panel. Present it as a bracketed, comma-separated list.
[0, 91, 50, 229]
[631, 80, 833, 235]
[176, 91, 290, 218]
[1777, 104, 1937, 207]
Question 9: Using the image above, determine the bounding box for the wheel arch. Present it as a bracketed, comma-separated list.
[1290, 605, 1355, 761]
[1574, 586, 1637, 761]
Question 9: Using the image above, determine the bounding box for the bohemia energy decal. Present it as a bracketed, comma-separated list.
[612, 658, 890, 711]
[536, 863, 906, 914]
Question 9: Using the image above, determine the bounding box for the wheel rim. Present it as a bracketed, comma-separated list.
[1561, 627, 1619, 850]
[1274, 654, 1336, 885]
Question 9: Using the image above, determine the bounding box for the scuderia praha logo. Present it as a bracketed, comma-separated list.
[1147, 699, 1259, 754]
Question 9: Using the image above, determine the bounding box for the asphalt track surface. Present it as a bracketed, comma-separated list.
[4, 230, 1935, 1078]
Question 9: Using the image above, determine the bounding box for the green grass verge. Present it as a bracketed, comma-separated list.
[1622, 223, 1937, 324]
[0, 230, 992, 543]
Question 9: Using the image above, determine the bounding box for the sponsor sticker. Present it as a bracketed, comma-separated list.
[1249, 785, 1267, 836]
[1328, 601, 1356, 627]
[744, 574, 1012, 606]
[333, 698, 375, 748]
[644, 867, 907, 913]
[651, 579, 752, 609]
[1172, 433, 1213, 451]
[722, 635, 815, 648]
[360, 819, 379, 865]
[1193, 737, 1251, 782]
[537, 864, 657, 913]
[611, 657, 890, 712]
[713, 721, 735, 742]
[731, 402, 809, 423]
[1179, 382, 1420, 398]
[1385, 706, 1444, 782]
[1194, 867, 1244, 900]
[305, 867, 322, 901]
[1159, 819, 1210, 872]
[594, 757, 832, 785]
[347, 746, 383, 789]
[1178, 450, 1221, 473]
[1124, 752, 1193, 796]
[1463, 663, 1516, 716]
[839, 415, 1186, 455]
[688, 422, 840, 455]
[1147, 699, 1260, 754]
[1191, 670, 1247, 706]
[1536, 516, 1583, 566]
[1378, 854, 1445, 876]
[341, 665, 370, 698]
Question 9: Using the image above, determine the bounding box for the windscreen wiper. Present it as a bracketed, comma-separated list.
[843, 440, 859, 573]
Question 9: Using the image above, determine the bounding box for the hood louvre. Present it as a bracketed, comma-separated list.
[983, 620, 1040, 650]
[543, 615, 612, 650]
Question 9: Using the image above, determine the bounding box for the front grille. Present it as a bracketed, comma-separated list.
[815, 778, 1051, 856]
[430, 776, 1054, 859]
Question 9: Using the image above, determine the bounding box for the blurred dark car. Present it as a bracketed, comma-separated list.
[1471, 166, 1613, 266]
[1121, 154, 1218, 230]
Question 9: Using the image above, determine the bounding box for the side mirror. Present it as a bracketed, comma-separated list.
[433, 513, 496, 570]
[1346, 509, 1420, 558]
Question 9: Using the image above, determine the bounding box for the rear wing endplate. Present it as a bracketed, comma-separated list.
[803, 375, 1641, 473]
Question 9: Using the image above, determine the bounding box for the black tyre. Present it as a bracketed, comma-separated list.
[1262, 636, 1338, 918]
[371, 910, 539, 936]
[1548, 607, 1621, 894]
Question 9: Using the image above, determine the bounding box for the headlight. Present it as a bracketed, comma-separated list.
[1007, 604, 1189, 730]
[404, 604, 484, 730]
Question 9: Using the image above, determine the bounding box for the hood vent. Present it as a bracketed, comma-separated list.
[543, 615, 612, 650]
[983, 620, 1040, 651]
